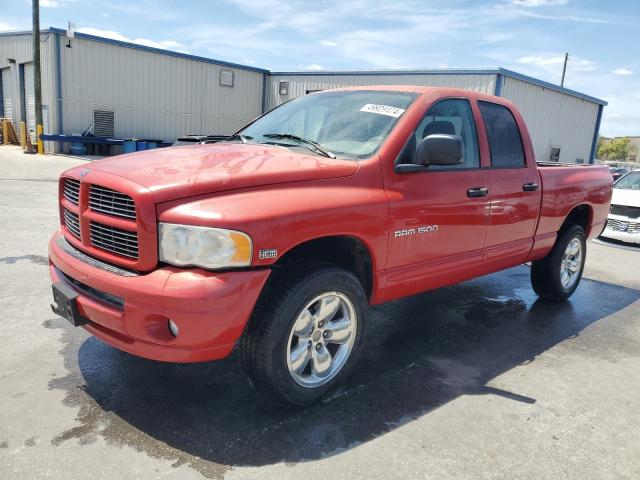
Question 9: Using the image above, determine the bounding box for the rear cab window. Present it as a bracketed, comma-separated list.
[478, 101, 525, 168]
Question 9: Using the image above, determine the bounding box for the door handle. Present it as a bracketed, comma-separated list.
[467, 187, 489, 198]
[523, 182, 539, 192]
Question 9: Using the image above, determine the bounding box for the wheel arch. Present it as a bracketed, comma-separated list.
[272, 235, 375, 301]
[560, 204, 592, 237]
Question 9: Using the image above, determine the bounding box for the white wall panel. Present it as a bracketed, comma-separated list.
[23, 62, 36, 140]
[0, 33, 56, 147]
[1, 67, 13, 121]
[501, 77, 599, 164]
[265, 72, 497, 111]
[59, 37, 264, 141]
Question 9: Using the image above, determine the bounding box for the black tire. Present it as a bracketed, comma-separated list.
[239, 263, 367, 407]
[531, 224, 586, 301]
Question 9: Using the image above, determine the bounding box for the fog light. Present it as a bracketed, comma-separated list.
[168, 319, 179, 337]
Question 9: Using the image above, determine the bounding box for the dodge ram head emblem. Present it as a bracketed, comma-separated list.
[79, 168, 90, 178]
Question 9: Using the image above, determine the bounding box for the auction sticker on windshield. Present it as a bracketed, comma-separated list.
[360, 104, 406, 118]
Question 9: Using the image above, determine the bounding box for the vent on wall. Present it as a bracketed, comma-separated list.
[93, 109, 115, 138]
[549, 146, 561, 162]
[220, 70, 234, 87]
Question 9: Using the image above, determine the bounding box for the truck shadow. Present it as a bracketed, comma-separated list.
[55, 265, 640, 474]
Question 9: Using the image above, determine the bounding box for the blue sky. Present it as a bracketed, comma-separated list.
[1, 0, 638, 137]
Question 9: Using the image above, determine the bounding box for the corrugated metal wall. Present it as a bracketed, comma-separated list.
[58, 36, 264, 141]
[0, 33, 56, 147]
[265, 72, 498, 111]
[501, 77, 599, 164]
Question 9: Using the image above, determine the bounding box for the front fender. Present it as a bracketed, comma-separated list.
[156, 174, 390, 280]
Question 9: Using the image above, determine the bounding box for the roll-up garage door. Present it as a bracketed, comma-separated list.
[23, 63, 36, 142]
[1, 68, 13, 123]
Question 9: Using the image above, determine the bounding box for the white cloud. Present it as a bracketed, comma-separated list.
[506, 0, 569, 6]
[321, 40, 339, 47]
[518, 54, 596, 72]
[40, 0, 78, 7]
[612, 68, 633, 76]
[76, 27, 185, 52]
[303, 64, 325, 71]
[0, 21, 19, 32]
[519, 55, 565, 66]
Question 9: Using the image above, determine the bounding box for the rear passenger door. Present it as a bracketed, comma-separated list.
[479, 101, 541, 268]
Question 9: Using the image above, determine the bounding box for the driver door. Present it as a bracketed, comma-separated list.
[381, 98, 491, 301]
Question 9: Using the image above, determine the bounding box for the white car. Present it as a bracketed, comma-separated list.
[601, 170, 640, 245]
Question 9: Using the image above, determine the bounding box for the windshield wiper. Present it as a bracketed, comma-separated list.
[223, 134, 253, 144]
[262, 133, 336, 159]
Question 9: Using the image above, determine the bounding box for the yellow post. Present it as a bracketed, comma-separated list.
[2, 120, 8, 145]
[36, 124, 44, 154]
[19, 122, 27, 150]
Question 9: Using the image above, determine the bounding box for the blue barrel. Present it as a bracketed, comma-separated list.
[147, 142, 158, 149]
[122, 141, 136, 154]
[70, 143, 86, 155]
[136, 141, 148, 151]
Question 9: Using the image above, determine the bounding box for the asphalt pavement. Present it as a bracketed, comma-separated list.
[1, 145, 639, 480]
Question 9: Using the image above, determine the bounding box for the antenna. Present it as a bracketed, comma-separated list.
[560, 52, 569, 87]
[66, 21, 76, 48]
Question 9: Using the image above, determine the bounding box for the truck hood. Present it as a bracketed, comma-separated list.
[89, 143, 359, 203]
[611, 187, 640, 208]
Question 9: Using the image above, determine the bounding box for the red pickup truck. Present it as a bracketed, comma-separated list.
[49, 86, 612, 405]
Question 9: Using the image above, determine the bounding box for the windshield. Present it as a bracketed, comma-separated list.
[615, 171, 640, 190]
[238, 90, 417, 159]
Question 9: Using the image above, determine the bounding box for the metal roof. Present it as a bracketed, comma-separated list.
[0, 28, 607, 105]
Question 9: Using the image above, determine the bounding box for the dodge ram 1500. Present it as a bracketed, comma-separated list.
[49, 86, 613, 405]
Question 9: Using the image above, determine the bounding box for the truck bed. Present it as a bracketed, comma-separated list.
[535, 164, 612, 241]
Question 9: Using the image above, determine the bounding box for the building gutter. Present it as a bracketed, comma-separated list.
[54, 31, 63, 135]
[494, 72, 503, 97]
[589, 104, 603, 164]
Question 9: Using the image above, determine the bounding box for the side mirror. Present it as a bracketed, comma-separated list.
[415, 134, 463, 166]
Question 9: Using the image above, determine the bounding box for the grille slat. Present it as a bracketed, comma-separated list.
[90, 222, 139, 259]
[89, 185, 136, 220]
[89, 222, 138, 240]
[63, 178, 80, 205]
[63, 209, 81, 239]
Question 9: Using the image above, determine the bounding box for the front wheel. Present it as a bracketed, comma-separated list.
[531, 224, 586, 301]
[239, 264, 367, 406]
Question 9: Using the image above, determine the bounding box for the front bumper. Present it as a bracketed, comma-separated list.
[600, 216, 640, 245]
[49, 230, 271, 362]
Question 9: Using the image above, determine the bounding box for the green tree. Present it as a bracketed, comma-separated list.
[598, 137, 631, 160]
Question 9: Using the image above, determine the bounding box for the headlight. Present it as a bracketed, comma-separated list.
[159, 223, 252, 269]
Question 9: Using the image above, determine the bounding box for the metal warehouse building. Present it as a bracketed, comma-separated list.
[1, 27, 606, 163]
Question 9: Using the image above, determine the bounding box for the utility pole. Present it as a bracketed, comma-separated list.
[560, 52, 569, 88]
[32, 0, 44, 154]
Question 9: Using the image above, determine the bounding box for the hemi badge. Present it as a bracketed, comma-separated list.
[259, 249, 278, 260]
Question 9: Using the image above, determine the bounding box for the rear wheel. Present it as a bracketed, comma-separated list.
[531, 224, 586, 301]
[239, 264, 366, 406]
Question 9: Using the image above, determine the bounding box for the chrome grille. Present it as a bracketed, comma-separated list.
[89, 185, 136, 220]
[606, 218, 640, 234]
[63, 209, 81, 239]
[63, 178, 80, 205]
[90, 222, 139, 259]
[610, 204, 640, 219]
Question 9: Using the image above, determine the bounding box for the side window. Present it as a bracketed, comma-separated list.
[411, 99, 480, 169]
[478, 101, 525, 168]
